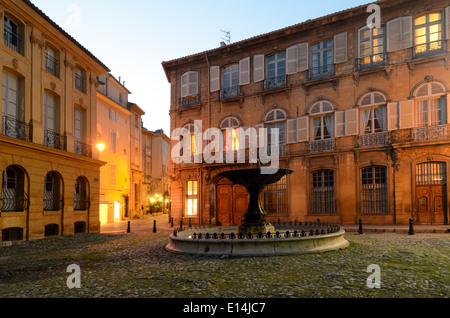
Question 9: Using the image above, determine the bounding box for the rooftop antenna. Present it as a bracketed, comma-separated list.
[220, 30, 231, 46]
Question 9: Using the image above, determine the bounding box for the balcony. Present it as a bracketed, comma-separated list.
[0, 193, 29, 212]
[45, 130, 67, 151]
[264, 75, 287, 91]
[389, 124, 449, 144]
[309, 139, 335, 153]
[308, 64, 334, 81]
[358, 132, 389, 148]
[179, 95, 200, 108]
[220, 85, 240, 100]
[1, 115, 33, 143]
[74, 140, 92, 158]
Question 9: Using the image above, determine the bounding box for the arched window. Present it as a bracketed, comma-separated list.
[414, 82, 446, 127]
[309, 101, 334, 141]
[359, 92, 387, 134]
[74, 177, 89, 211]
[44, 172, 63, 211]
[220, 117, 240, 151]
[44, 224, 59, 237]
[1, 165, 28, 212]
[265, 109, 287, 155]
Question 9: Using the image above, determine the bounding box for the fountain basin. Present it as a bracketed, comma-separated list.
[166, 227, 349, 256]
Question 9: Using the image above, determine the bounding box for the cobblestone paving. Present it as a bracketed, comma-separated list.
[0, 228, 448, 298]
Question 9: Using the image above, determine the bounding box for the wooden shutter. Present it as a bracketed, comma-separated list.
[287, 119, 297, 144]
[387, 18, 401, 52]
[335, 111, 345, 137]
[297, 43, 309, 72]
[401, 16, 413, 49]
[210, 66, 220, 92]
[181, 73, 188, 98]
[188, 71, 198, 96]
[399, 100, 414, 129]
[446, 94, 450, 125]
[74, 108, 83, 141]
[446, 7, 450, 40]
[286, 45, 298, 74]
[345, 109, 358, 136]
[254, 55, 265, 82]
[297, 116, 309, 142]
[334, 32, 347, 64]
[239, 57, 250, 85]
[387, 102, 399, 131]
[45, 93, 56, 131]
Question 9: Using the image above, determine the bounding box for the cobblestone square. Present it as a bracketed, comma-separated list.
[0, 216, 448, 299]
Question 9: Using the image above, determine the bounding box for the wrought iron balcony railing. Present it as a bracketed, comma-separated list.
[358, 54, 387, 71]
[309, 139, 336, 153]
[390, 125, 449, 144]
[43, 193, 64, 212]
[74, 140, 92, 158]
[74, 198, 90, 211]
[179, 95, 200, 108]
[220, 85, 240, 100]
[309, 64, 335, 81]
[264, 75, 287, 91]
[45, 129, 67, 151]
[1, 115, 33, 142]
[1, 192, 29, 212]
[358, 132, 389, 148]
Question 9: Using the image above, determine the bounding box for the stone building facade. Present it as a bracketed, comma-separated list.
[163, 0, 450, 227]
[0, 0, 109, 240]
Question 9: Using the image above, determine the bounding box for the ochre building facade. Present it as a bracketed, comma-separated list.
[0, 0, 109, 241]
[163, 0, 450, 227]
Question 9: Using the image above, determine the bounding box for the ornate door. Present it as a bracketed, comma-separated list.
[416, 185, 447, 224]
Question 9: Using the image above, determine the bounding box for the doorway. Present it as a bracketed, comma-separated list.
[415, 162, 447, 224]
[216, 178, 249, 227]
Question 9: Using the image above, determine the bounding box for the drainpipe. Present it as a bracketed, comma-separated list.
[203, 52, 211, 226]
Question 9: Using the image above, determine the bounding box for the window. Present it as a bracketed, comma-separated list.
[75, 66, 86, 93]
[186, 181, 198, 217]
[45, 46, 59, 77]
[359, 92, 387, 134]
[414, 82, 447, 128]
[4, 16, 23, 54]
[310, 40, 334, 79]
[265, 52, 286, 90]
[110, 130, 117, 153]
[1, 166, 27, 212]
[74, 177, 89, 211]
[74, 107, 90, 156]
[358, 26, 386, 68]
[312, 170, 336, 214]
[43, 172, 62, 211]
[181, 124, 199, 156]
[180, 71, 199, 107]
[264, 175, 288, 215]
[109, 108, 118, 123]
[221, 117, 240, 152]
[221, 64, 240, 99]
[414, 13, 443, 56]
[265, 110, 287, 156]
[416, 162, 446, 185]
[361, 166, 388, 214]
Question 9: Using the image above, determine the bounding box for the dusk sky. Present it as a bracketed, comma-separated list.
[31, 0, 371, 134]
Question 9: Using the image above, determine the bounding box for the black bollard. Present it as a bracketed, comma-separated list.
[358, 219, 363, 235]
[127, 221, 131, 233]
[153, 220, 157, 233]
[408, 218, 415, 235]
[179, 220, 183, 232]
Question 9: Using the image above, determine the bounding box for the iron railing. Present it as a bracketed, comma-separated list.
[309, 139, 335, 153]
[264, 75, 287, 91]
[0, 191, 29, 212]
[179, 95, 200, 108]
[358, 132, 389, 148]
[74, 140, 92, 158]
[311, 187, 337, 215]
[390, 125, 448, 144]
[43, 193, 64, 212]
[220, 85, 240, 100]
[309, 64, 334, 81]
[358, 54, 387, 71]
[45, 130, 67, 151]
[1, 115, 33, 142]
[74, 198, 90, 211]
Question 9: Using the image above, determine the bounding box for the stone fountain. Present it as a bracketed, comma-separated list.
[166, 168, 349, 256]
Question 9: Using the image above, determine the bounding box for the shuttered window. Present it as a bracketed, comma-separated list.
[387, 16, 412, 52]
[181, 71, 198, 98]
